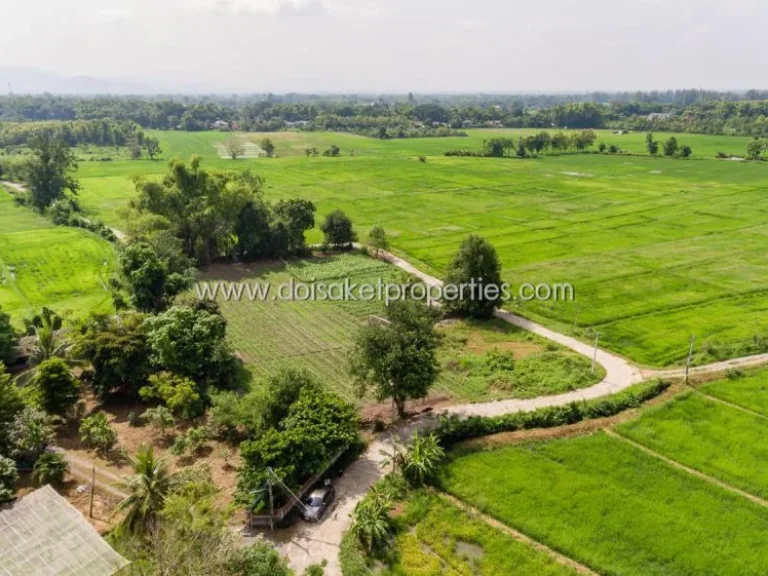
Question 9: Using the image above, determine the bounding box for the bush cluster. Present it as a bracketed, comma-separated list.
[433, 380, 670, 445]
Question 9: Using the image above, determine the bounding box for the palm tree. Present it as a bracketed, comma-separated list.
[16, 308, 72, 386]
[29, 307, 69, 365]
[114, 444, 175, 534]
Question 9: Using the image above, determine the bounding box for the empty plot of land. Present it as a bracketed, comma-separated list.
[200, 254, 399, 402]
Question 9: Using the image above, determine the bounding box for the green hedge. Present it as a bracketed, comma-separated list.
[434, 380, 670, 446]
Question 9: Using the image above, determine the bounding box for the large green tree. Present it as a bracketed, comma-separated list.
[350, 299, 440, 417]
[237, 386, 357, 508]
[273, 198, 316, 254]
[73, 312, 152, 400]
[8, 407, 53, 462]
[119, 241, 194, 313]
[132, 157, 261, 264]
[26, 133, 80, 210]
[146, 306, 234, 385]
[321, 209, 357, 248]
[34, 357, 80, 416]
[443, 234, 504, 319]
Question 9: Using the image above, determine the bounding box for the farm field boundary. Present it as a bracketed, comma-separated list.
[604, 428, 768, 508]
[433, 490, 599, 576]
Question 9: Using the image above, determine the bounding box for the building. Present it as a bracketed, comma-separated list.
[647, 112, 673, 121]
[0, 486, 129, 576]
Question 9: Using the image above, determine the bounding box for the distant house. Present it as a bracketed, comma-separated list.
[486, 120, 504, 128]
[647, 113, 673, 121]
[212, 120, 229, 130]
[0, 485, 129, 576]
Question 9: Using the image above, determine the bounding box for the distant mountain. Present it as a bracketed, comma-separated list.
[0, 67, 155, 95]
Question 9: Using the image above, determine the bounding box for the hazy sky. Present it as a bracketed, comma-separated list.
[1, 0, 765, 93]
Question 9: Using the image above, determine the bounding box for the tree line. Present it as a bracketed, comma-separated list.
[446, 129, 598, 158]
[7, 92, 768, 137]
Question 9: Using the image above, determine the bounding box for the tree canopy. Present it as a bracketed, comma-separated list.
[350, 299, 440, 417]
[321, 209, 357, 248]
[25, 133, 80, 210]
[443, 235, 504, 319]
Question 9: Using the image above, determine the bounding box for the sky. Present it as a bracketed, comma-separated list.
[0, 0, 765, 93]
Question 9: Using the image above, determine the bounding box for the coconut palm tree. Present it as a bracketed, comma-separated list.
[16, 308, 73, 386]
[114, 444, 175, 534]
[28, 307, 69, 365]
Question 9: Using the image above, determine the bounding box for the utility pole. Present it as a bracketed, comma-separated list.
[89, 466, 96, 518]
[685, 334, 696, 385]
[591, 332, 600, 374]
[268, 475, 274, 531]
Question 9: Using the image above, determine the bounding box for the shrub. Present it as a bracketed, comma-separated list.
[9, 407, 54, 462]
[139, 372, 203, 419]
[726, 368, 745, 380]
[401, 432, 444, 487]
[127, 411, 141, 426]
[350, 488, 393, 553]
[141, 406, 175, 437]
[434, 380, 670, 445]
[170, 434, 189, 457]
[79, 412, 118, 454]
[0, 456, 18, 503]
[485, 348, 515, 372]
[32, 451, 69, 485]
[172, 426, 211, 458]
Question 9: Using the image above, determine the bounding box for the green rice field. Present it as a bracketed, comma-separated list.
[21, 127, 768, 366]
[383, 491, 579, 576]
[440, 431, 768, 576]
[700, 369, 768, 416]
[617, 391, 768, 499]
[0, 189, 115, 326]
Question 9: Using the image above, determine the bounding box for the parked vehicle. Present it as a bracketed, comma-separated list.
[302, 484, 335, 521]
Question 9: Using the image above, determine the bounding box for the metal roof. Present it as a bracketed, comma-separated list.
[0, 485, 129, 576]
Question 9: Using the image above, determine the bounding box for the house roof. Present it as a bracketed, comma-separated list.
[0, 485, 129, 576]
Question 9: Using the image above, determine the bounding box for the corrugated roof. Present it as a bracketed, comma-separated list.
[0, 485, 129, 576]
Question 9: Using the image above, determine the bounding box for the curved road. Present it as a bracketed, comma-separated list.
[273, 248, 768, 575]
